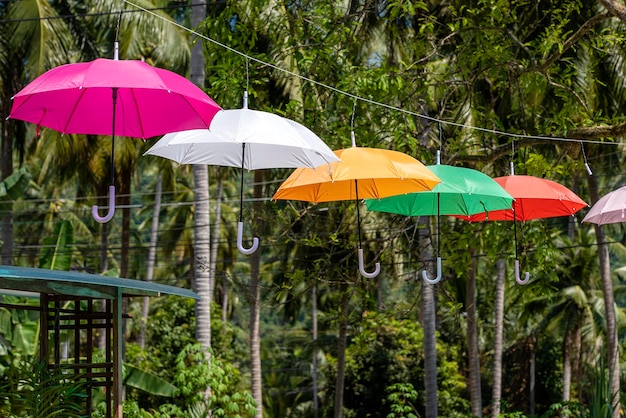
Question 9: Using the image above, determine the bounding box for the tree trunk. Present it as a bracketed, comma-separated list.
[210, 175, 223, 303]
[334, 289, 350, 418]
[419, 217, 438, 418]
[250, 170, 263, 418]
[530, 334, 536, 416]
[491, 258, 506, 418]
[562, 328, 572, 402]
[423, 280, 438, 418]
[313, 283, 319, 418]
[249, 250, 262, 418]
[139, 173, 161, 350]
[1, 119, 13, 265]
[588, 175, 621, 418]
[191, 0, 211, 355]
[572, 320, 582, 402]
[467, 247, 482, 417]
[193, 164, 211, 348]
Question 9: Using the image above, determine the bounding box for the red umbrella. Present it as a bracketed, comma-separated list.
[457, 175, 588, 222]
[457, 172, 588, 284]
[9, 46, 221, 222]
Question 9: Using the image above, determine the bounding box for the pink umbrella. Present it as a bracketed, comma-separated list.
[582, 185, 626, 225]
[9, 48, 221, 222]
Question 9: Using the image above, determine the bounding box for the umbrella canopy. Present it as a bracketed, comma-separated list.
[273, 145, 441, 278]
[10, 58, 220, 138]
[364, 163, 513, 284]
[144, 107, 339, 169]
[457, 175, 588, 222]
[456, 174, 587, 284]
[272, 147, 441, 203]
[364, 164, 513, 216]
[582, 185, 626, 225]
[144, 100, 339, 255]
[9, 56, 221, 223]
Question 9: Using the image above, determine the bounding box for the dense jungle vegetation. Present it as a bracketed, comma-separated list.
[3, 0, 626, 417]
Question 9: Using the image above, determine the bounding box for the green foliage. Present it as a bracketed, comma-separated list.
[0, 358, 86, 417]
[0, 301, 40, 361]
[165, 343, 256, 418]
[38, 219, 74, 270]
[322, 311, 470, 418]
[0, 167, 32, 212]
[386, 383, 418, 418]
[123, 363, 179, 398]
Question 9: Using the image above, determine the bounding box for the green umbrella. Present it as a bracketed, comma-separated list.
[365, 164, 513, 217]
[365, 155, 513, 283]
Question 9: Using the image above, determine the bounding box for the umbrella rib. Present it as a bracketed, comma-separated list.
[178, 94, 211, 130]
[62, 87, 89, 135]
[129, 88, 146, 139]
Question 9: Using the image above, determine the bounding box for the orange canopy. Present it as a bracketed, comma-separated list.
[272, 146, 441, 203]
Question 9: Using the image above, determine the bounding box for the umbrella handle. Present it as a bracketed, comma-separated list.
[92, 185, 116, 223]
[515, 259, 530, 285]
[237, 221, 259, 255]
[358, 248, 380, 279]
[421, 256, 443, 284]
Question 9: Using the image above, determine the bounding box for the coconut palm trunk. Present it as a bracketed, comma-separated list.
[210, 174, 223, 301]
[249, 170, 264, 418]
[467, 247, 482, 417]
[423, 280, 438, 418]
[587, 175, 620, 418]
[139, 173, 161, 350]
[334, 288, 350, 418]
[419, 216, 438, 418]
[491, 258, 506, 418]
[191, 0, 212, 353]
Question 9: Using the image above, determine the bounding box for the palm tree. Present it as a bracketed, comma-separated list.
[190, 0, 212, 353]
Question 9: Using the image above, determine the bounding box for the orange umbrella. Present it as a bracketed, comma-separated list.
[273, 140, 441, 278]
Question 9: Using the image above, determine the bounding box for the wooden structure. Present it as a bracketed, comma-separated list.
[0, 265, 199, 418]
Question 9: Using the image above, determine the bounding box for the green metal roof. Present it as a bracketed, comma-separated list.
[0, 265, 199, 300]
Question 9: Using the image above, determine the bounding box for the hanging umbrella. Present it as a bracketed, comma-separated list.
[144, 91, 340, 255]
[365, 151, 514, 283]
[582, 185, 626, 225]
[457, 174, 588, 222]
[9, 44, 221, 223]
[272, 132, 441, 278]
[456, 165, 588, 284]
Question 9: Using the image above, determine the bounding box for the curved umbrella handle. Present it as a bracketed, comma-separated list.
[237, 221, 259, 255]
[421, 256, 443, 284]
[92, 185, 116, 223]
[515, 259, 530, 285]
[358, 248, 380, 279]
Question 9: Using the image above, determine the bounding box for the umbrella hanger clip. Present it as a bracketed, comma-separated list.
[581, 142, 593, 176]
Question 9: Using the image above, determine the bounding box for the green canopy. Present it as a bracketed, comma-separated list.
[364, 164, 513, 217]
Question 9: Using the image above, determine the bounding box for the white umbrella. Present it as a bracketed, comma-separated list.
[144, 93, 340, 254]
